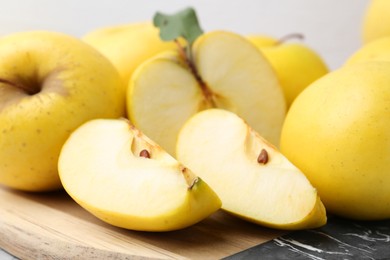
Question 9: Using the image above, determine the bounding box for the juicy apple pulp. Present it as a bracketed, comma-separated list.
[58, 119, 221, 231]
[128, 31, 286, 155]
[176, 109, 326, 230]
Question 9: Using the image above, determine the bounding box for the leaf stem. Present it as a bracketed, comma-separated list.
[174, 40, 215, 107]
[276, 33, 305, 45]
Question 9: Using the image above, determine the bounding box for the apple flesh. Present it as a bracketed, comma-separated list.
[0, 31, 125, 191]
[128, 31, 286, 155]
[58, 119, 221, 231]
[176, 109, 326, 230]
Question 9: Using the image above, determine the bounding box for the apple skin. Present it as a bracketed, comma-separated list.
[280, 61, 390, 220]
[0, 31, 126, 192]
[248, 35, 328, 108]
[345, 36, 390, 65]
[362, 0, 390, 43]
[83, 22, 177, 84]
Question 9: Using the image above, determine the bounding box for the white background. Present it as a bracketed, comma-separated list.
[0, 0, 370, 70]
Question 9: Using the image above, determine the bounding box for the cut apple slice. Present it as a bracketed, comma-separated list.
[176, 109, 326, 230]
[128, 31, 286, 155]
[58, 119, 221, 232]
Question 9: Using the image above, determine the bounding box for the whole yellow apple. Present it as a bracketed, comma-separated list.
[248, 34, 329, 108]
[345, 36, 390, 65]
[83, 22, 177, 84]
[362, 0, 390, 43]
[0, 31, 125, 192]
[280, 61, 390, 220]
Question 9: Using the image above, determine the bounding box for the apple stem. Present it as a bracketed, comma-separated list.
[174, 40, 216, 107]
[188, 178, 199, 190]
[180, 166, 199, 189]
[0, 78, 37, 95]
[154, 7, 216, 107]
[276, 33, 304, 45]
[174, 40, 203, 84]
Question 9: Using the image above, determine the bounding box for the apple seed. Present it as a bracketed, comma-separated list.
[139, 149, 151, 158]
[257, 149, 269, 164]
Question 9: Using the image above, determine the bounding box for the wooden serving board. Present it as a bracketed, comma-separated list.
[0, 185, 285, 259]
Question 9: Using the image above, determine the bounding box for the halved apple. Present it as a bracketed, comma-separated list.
[176, 109, 326, 230]
[58, 118, 221, 232]
[127, 31, 286, 155]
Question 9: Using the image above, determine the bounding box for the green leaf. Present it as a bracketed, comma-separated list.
[153, 7, 204, 46]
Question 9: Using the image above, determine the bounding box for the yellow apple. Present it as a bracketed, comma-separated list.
[58, 118, 221, 231]
[128, 31, 286, 155]
[345, 36, 390, 65]
[83, 22, 177, 84]
[248, 34, 329, 108]
[362, 0, 390, 43]
[280, 61, 390, 220]
[0, 31, 126, 192]
[176, 109, 326, 230]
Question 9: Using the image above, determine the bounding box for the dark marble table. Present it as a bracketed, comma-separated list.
[226, 216, 390, 259]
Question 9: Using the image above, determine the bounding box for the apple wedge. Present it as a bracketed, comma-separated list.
[128, 31, 286, 155]
[176, 109, 326, 230]
[58, 119, 221, 232]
